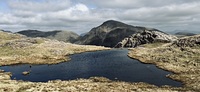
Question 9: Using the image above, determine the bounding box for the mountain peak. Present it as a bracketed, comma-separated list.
[77, 20, 165, 47]
[100, 20, 132, 28]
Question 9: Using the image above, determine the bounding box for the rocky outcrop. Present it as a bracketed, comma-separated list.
[172, 35, 200, 47]
[115, 30, 177, 48]
[17, 30, 79, 43]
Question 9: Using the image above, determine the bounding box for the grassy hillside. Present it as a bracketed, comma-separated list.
[0, 31, 109, 66]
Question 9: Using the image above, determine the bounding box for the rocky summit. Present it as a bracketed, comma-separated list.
[115, 30, 177, 48]
[76, 20, 177, 48]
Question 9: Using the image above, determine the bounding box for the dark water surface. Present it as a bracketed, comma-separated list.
[0, 49, 182, 86]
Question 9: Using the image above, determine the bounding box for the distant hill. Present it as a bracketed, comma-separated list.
[168, 30, 200, 35]
[76, 20, 175, 47]
[175, 32, 197, 36]
[0, 29, 12, 33]
[80, 32, 87, 37]
[17, 30, 79, 43]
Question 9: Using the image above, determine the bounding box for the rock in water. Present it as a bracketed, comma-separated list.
[22, 71, 31, 75]
[115, 30, 177, 48]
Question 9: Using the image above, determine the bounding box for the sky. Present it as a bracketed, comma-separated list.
[0, 0, 200, 34]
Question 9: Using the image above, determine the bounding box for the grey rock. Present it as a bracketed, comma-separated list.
[115, 30, 177, 48]
[172, 35, 200, 47]
[22, 71, 31, 75]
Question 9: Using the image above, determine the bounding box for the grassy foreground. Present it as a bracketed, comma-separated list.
[0, 70, 186, 92]
[128, 39, 200, 91]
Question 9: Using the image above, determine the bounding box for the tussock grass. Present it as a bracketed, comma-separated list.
[129, 42, 200, 91]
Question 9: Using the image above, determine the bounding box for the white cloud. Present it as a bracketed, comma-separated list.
[0, 13, 18, 25]
[8, 0, 71, 12]
[84, 0, 200, 9]
[72, 3, 89, 12]
[0, 0, 200, 33]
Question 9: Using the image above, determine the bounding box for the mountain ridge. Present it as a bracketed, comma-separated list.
[17, 30, 79, 43]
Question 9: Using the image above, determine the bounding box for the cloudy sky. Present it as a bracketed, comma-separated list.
[0, 0, 200, 34]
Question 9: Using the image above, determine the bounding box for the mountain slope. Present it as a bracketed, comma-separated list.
[76, 20, 145, 47]
[76, 20, 175, 47]
[17, 30, 79, 43]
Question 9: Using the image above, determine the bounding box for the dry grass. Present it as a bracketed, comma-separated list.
[128, 43, 200, 91]
[0, 71, 186, 92]
[0, 31, 109, 66]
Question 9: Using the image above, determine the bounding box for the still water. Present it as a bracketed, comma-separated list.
[0, 49, 182, 86]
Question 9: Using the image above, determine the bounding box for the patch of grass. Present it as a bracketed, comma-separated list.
[0, 32, 22, 40]
[0, 46, 32, 56]
[141, 42, 166, 48]
[34, 38, 45, 44]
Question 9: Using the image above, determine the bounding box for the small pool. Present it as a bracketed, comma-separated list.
[0, 49, 182, 87]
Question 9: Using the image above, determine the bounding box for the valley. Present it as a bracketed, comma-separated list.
[0, 20, 199, 91]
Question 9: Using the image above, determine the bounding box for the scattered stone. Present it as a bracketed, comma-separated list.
[0, 70, 4, 73]
[22, 71, 30, 75]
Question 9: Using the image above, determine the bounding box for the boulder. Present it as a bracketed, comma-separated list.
[22, 71, 31, 75]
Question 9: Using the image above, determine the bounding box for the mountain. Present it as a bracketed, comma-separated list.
[175, 32, 197, 36]
[17, 30, 79, 43]
[76, 20, 146, 47]
[168, 30, 200, 34]
[76, 20, 175, 47]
